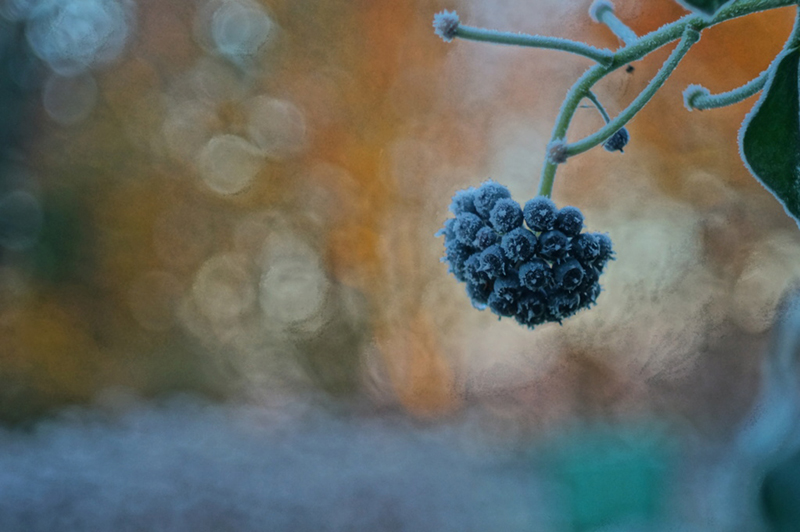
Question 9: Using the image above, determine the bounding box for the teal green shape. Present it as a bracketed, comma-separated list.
[545, 427, 672, 531]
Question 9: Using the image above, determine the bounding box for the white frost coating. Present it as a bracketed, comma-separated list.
[588, 0, 614, 23]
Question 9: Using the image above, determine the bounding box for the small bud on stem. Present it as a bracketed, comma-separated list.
[433, 10, 460, 42]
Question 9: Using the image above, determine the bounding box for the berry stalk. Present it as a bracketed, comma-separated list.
[590, 0, 639, 46]
[443, 20, 615, 65]
[565, 26, 700, 158]
[684, 73, 769, 111]
[536, 0, 794, 197]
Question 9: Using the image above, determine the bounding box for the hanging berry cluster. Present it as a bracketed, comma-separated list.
[437, 181, 613, 328]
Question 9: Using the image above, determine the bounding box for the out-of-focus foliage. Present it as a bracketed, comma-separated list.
[1, 0, 800, 528]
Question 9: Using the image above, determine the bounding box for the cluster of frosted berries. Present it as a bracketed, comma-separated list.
[436, 180, 613, 328]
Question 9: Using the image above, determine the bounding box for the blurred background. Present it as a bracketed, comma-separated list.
[2, 0, 800, 529]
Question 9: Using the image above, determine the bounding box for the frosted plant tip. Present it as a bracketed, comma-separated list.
[603, 127, 629, 153]
[433, 10, 460, 42]
[589, 0, 614, 23]
[546, 139, 568, 164]
[683, 84, 709, 111]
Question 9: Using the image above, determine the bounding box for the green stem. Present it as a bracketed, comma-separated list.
[686, 2, 800, 110]
[567, 27, 700, 157]
[536, 0, 795, 198]
[584, 90, 612, 123]
[593, 3, 639, 45]
[685, 73, 768, 110]
[454, 25, 614, 65]
[538, 66, 608, 197]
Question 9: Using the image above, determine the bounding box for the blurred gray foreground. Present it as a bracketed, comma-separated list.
[2, 295, 800, 532]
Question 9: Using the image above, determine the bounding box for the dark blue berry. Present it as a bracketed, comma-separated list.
[493, 274, 520, 302]
[578, 281, 602, 307]
[466, 280, 492, 309]
[501, 227, 537, 263]
[519, 259, 553, 290]
[537, 230, 569, 261]
[488, 291, 516, 317]
[574, 262, 601, 304]
[453, 212, 484, 246]
[593, 232, 615, 270]
[548, 290, 582, 321]
[523, 196, 557, 232]
[474, 226, 498, 250]
[555, 206, 583, 236]
[463, 253, 489, 285]
[442, 240, 474, 282]
[571, 233, 600, 262]
[516, 291, 547, 327]
[489, 198, 523, 233]
[473, 180, 511, 218]
[449, 187, 478, 216]
[478, 244, 508, 278]
[554, 258, 584, 291]
[596, 232, 613, 258]
[435, 217, 456, 242]
[603, 127, 629, 153]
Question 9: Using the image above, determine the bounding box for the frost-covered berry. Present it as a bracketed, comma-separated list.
[501, 227, 537, 263]
[594, 232, 615, 270]
[494, 274, 520, 302]
[463, 253, 488, 285]
[523, 196, 557, 232]
[519, 258, 553, 290]
[488, 291, 516, 317]
[603, 127, 629, 153]
[578, 281, 602, 307]
[489, 198, 523, 233]
[453, 212, 484, 246]
[575, 264, 601, 303]
[555, 206, 583, 236]
[433, 10, 460, 43]
[474, 226, 498, 250]
[435, 217, 456, 242]
[554, 258, 584, 291]
[478, 244, 509, 278]
[548, 290, 582, 321]
[442, 240, 474, 282]
[438, 186, 613, 329]
[473, 180, 511, 218]
[571, 232, 600, 262]
[466, 280, 492, 309]
[537, 230, 569, 261]
[449, 187, 478, 216]
[516, 291, 547, 327]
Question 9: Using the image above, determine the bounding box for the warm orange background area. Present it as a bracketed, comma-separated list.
[1, 0, 798, 429]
